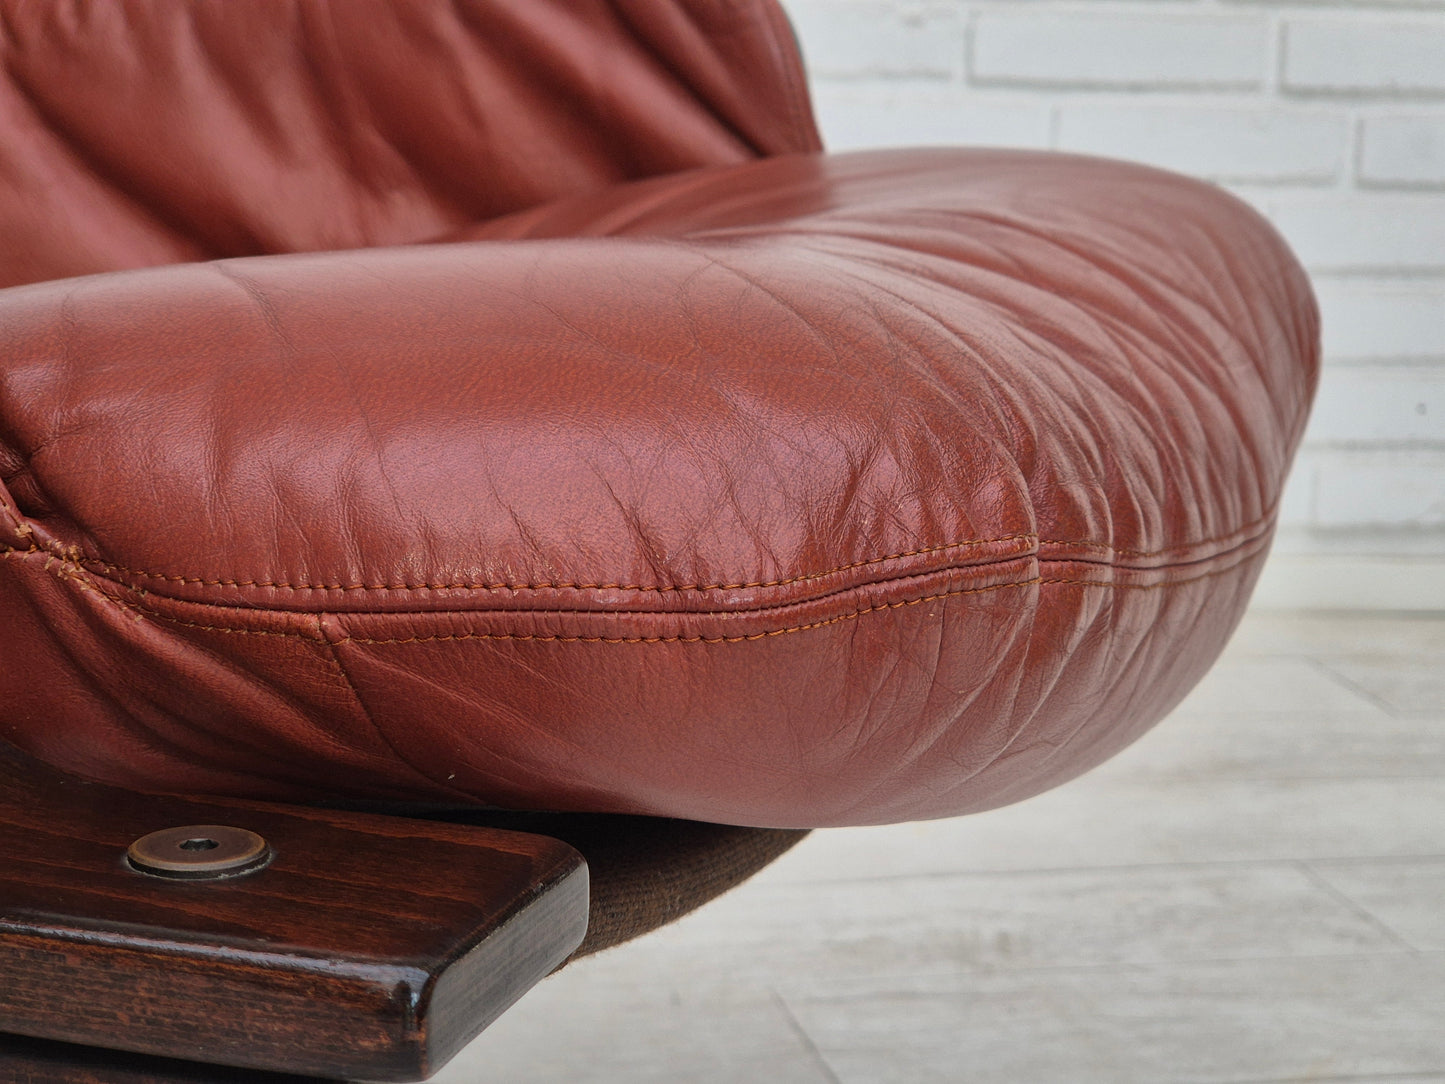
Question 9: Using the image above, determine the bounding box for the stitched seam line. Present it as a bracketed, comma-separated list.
[72, 541, 1266, 647]
[105, 579, 1037, 644]
[70, 535, 1034, 591]
[46, 513, 1275, 593]
[348, 558, 1262, 645]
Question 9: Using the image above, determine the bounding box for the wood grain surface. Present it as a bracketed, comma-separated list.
[0, 744, 588, 1081]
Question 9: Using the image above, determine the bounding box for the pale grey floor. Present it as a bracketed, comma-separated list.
[438, 611, 1445, 1084]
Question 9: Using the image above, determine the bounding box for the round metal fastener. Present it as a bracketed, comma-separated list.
[126, 825, 273, 881]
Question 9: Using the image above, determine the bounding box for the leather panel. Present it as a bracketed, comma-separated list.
[0, 0, 819, 288]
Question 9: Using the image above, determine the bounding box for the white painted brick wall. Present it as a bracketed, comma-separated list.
[781, 0, 1445, 608]
[1283, 18, 1445, 95]
[1310, 280, 1445, 362]
[1262, 193, 1445, 272]
[1057, 105, 1346, 183]
[812, 86, 1052, 150]
[785, 2, 963, 79]
[1360, 115, 1445, 187]
[1308, 367, 1445, 444]
[971, 11, 1270, 89]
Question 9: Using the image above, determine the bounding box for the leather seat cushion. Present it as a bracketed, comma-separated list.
[0, 148, 1318, 827]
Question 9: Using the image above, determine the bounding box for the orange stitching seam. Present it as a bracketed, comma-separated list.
[0, 503, 36, 549]
[106, 579, 1040, 646]
[87, 543, 1267, 649]
[57, 510, 1275, 594]
[75, 534, 1037, 593]
[1036, 537, 1262, 558]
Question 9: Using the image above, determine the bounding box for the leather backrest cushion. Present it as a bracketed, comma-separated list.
[0, 0, 820, 288]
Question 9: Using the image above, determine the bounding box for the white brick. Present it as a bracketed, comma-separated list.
[1360, 114, 1445, 187]
[812, 86, 1052, 151]
[1311, 278, 1445, 362]
[1264, 194, 1445, 272]
[786, 2, 962, 79]
[1283, 19, 1445, 95]
[971, 12, 1269, 89]
[1313, 450, 1445, 527]
[1305, 364, 1445, 445]
[1056, 104, 1345, 184]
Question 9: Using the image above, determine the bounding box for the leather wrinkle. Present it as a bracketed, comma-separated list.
[0, 553, 293, 780]
[815, 199, 1282, 400]
[855, 231, 1259, 458]
[1, 52, 215, 256]
[998, 582, 1158, 790]
[0, 559, 270, 781]
[211, 261, 297, 348]
[712, 208, 1291, 520]
[322, 635, 479, 800]
[925, 586, 1084, 804]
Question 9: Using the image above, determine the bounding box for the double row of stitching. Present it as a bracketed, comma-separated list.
[54, 509, 1277, 594]
[99, 577, 1039, 646]
[338, 555, 1265, 641]
[1038, 532, 1266, 559]
[338, 557, 1265, 645]
[37, 537, 1266, 649]
[70, 534, 1034, 593]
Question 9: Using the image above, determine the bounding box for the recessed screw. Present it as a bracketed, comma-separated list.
[127, 825, 272, 881]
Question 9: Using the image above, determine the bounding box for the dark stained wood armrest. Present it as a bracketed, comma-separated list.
[0, 744, 587, 1081]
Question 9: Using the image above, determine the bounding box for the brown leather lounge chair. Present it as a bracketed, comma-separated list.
[0, 1, 1319, 1079]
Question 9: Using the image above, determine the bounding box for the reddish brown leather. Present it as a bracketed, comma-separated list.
[0, 0, 819, 288]
[0, 5, 1318, 827]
